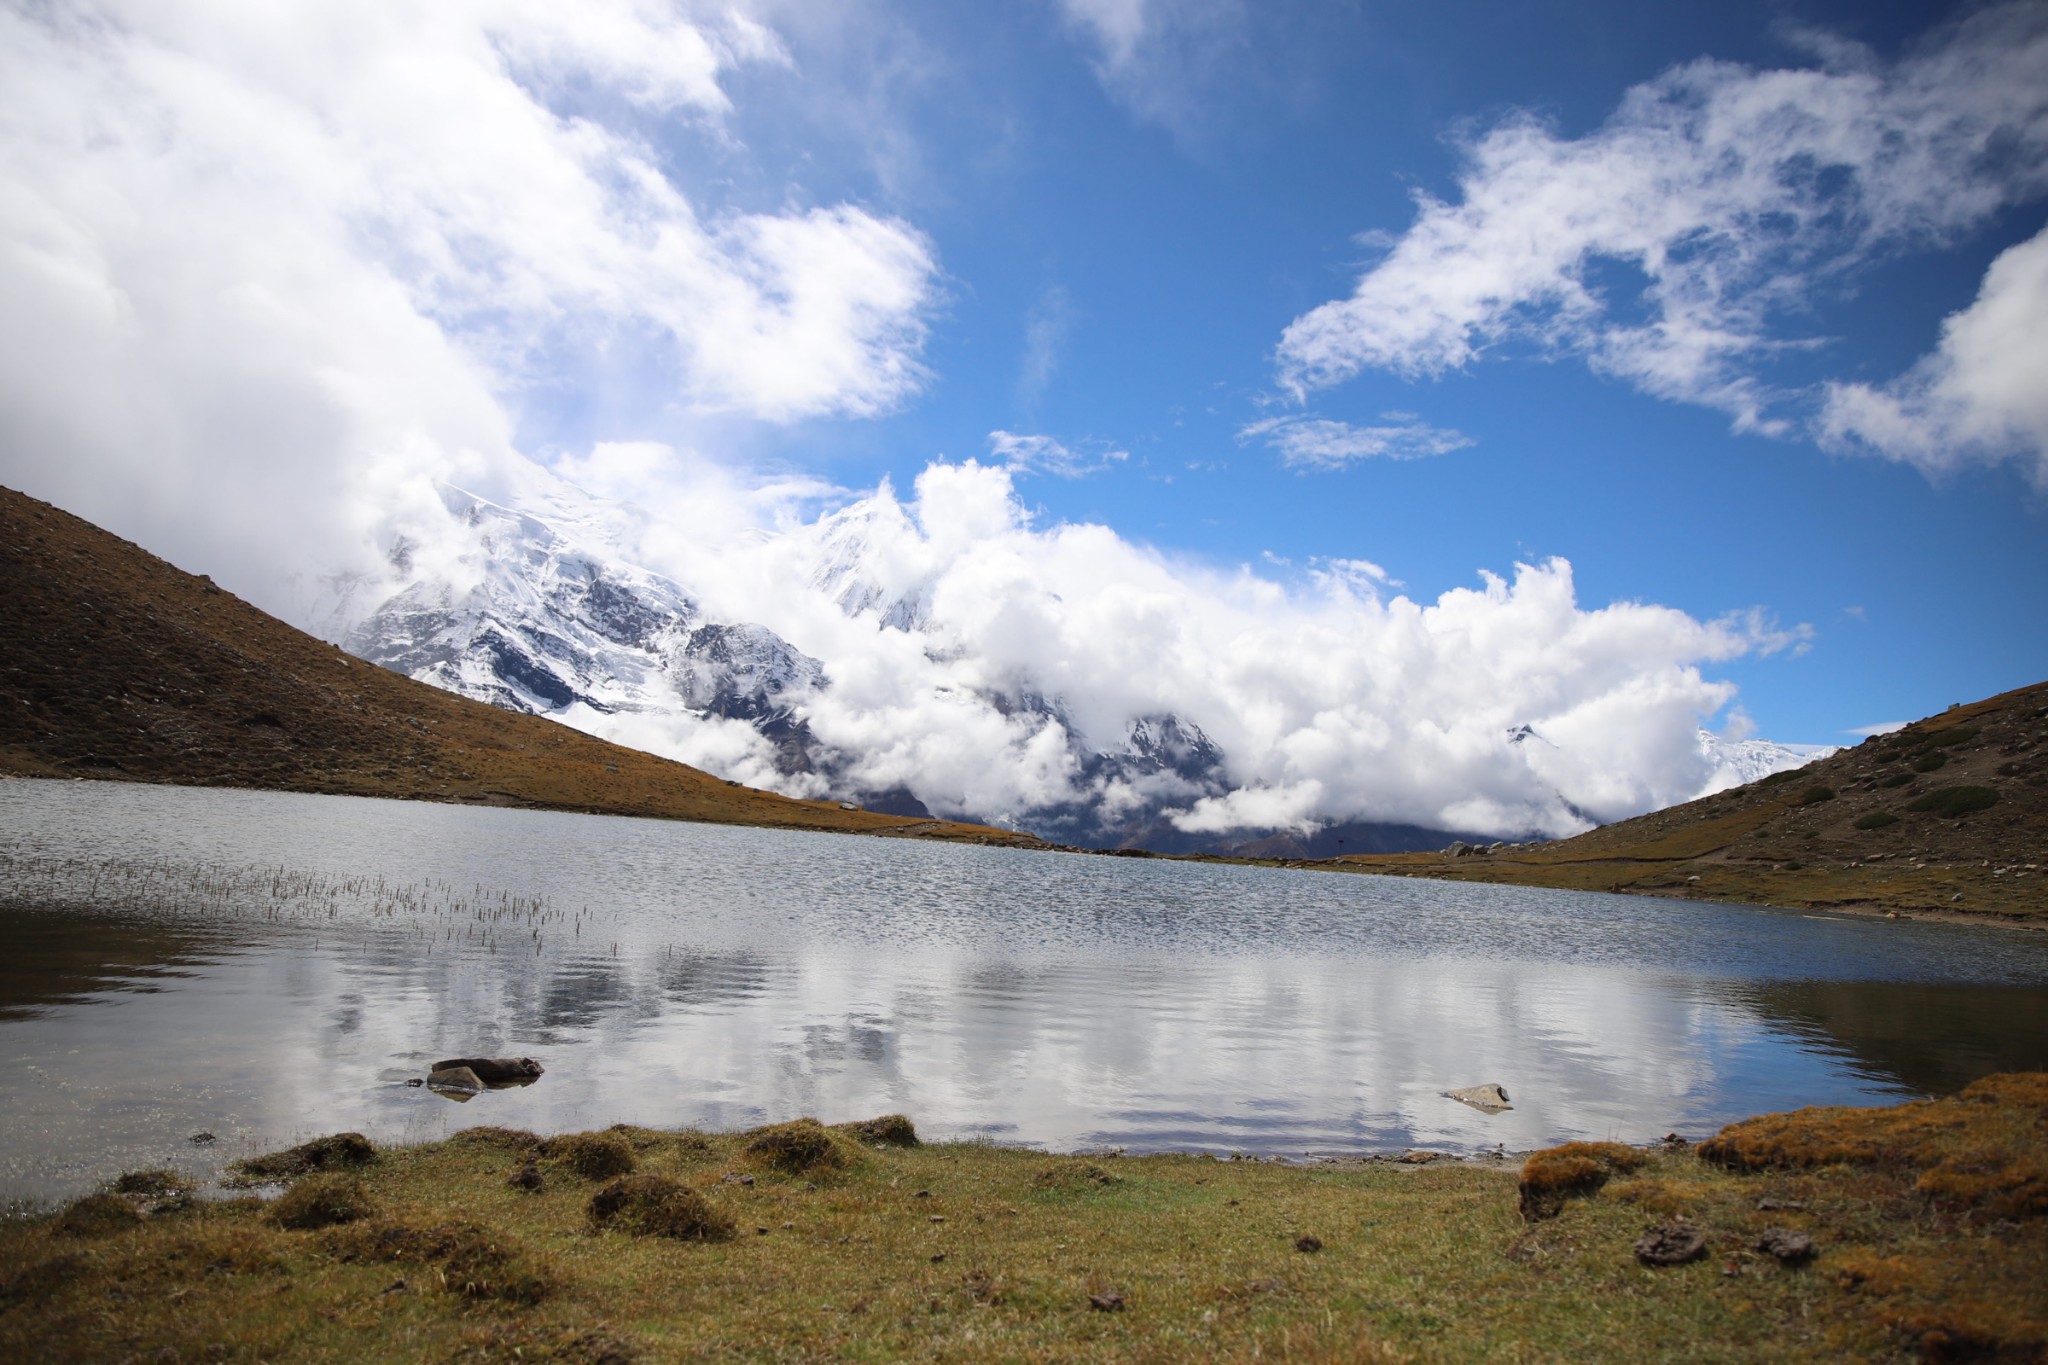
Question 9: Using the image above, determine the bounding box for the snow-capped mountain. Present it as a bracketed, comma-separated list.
[335, 475, 1833, 851]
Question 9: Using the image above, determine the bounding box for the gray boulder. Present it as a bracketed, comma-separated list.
[1441, 1083, 1513, 1112]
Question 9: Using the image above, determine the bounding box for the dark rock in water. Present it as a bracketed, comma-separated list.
[431, 1056, 544, 1083]
[188, 1131, 217, 1145]
[1755, 1227, 1815, 1265]
[426, 1065, 486, 1095]
[1634, 1222, 1708, 1267]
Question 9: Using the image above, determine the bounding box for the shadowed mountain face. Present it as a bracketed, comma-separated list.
[0, 484, 1038, 849]
[1341, 681, 2048, 922]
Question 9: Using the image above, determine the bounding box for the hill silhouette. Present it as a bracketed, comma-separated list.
[0, 485, 1042, 848]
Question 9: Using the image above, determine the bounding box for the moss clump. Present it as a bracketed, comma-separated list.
[449, 1126, 541, 1152]
[323, 1218, 556, 1304]
[587, 1174, 735, 1242]
[1518, 1141, 1647, 1221]
[269, 1173, 376, 1231]
[541, 1132, 636, 1181]
[53, 1192, 143, 1238]
[1905, 786, 1999, 819]
[742, 1119, 855, 1175]
[232, 1131, 375, 1181]
[1700, 1072, 2048, 1220]
[1853, 811, 1899, 830]
[1796, 785, 1837, 806]
[842, 1114, 920, 1147]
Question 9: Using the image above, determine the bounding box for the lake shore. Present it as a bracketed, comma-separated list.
[4, 1080, 2043, 1363]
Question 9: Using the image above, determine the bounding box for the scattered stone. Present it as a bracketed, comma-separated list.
[1755, 1228, 1815, 1265]
[930, 1252, 946, 1263]
[1398, 1151, 1442, 1164]
[1658, 1133, 1690, 1151]
[1294, 1235, 1323, 1254]
[1755, 1196, 1807, 1213]
[929, 1215, 945, 1224]
[1633, 1222, 1708, 1267]
[914, 1189, 931, 1198]
[720, 1172, 755, 1187]
[1088, 1290, 1126, 1312]
[430, 1057, 544, 1084]
[1442, 1083, 1513, 1113]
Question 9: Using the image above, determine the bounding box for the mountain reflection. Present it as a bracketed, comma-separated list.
[1723, 979, 2048, 1098]
[0, 905, 237, 1021]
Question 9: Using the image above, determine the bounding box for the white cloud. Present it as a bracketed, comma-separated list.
[1241, 413, 1473, 470]
[1052, 0, 1247, 140]
[0, 0, 939, 607]
[516, 457, 1801, 838]
[987, 430, 1129, 478]
[1276, 4, 2048, 465]
[1819, 222, 2048, 486]
[1848, 721, 1908, 738]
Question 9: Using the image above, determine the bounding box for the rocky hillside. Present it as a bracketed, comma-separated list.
[0, 486, 1042, 848]
[1338, 681, 2048, 924]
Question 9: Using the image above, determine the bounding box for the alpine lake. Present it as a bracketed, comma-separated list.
[4, 778, 2046, 1207]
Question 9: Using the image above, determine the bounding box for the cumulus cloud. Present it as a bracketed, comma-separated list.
[0, 0, 938, 607]
[1276, 4, 2048, 466]
[493, 456, 1801, 839]
[1820, 223, 2048, 485]
[1241, 413, 1474, 470]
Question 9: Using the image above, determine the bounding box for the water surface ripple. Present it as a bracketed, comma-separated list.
[3, 779, 2046, 1204]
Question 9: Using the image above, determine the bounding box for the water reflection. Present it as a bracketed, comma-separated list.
[2, 779, 2047, 1205]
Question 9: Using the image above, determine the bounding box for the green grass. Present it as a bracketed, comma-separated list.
[5, 1090, 2045, 1363]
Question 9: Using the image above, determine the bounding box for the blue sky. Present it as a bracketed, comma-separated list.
[514, 0, 2047, 744]
[2, 0, 2044, 801]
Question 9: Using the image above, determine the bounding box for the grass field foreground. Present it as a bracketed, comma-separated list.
[3, 1079, 2044, 1362]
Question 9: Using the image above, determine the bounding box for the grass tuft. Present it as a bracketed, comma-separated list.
[741, 1118, 856, 1175]
[586, 1174, 736, 1242]
[541, 1132, 636, 1181]
[268, 1172, 376, 1230]
[52, 1192, 142, 1238]
[841, 1113, 920, 1147]
[323, 1217, 556, 1303]
[1853, 811, 1899, 830]
[1518, 1141, 1646, 1221]
[231, 1131, 375, 1181]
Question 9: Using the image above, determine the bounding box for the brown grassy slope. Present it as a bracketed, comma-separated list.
[0, 485, 1042, 847]
[1336, 681, 2048, 924]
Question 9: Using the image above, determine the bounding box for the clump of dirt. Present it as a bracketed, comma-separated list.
[1518, 1141, 1647, 1221]
[232, 1131, 376, 1181]
[1700, 1072, 2048, 1220]
[842, 1114, 919, 1147]
[541, 1132, 636, 1181]
[742, 1119, 855, 1175]
[323, 1218, 555, 1304]
[110, 1169, 198, 1213]
[586, 1175, 735, 1242]
[269, 1173, 376, 1231]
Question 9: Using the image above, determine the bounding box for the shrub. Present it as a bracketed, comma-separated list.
[1796, 785, 1837, 806]
[587, 1174, 735, 1241]
[233, 1132, 374, 1181]
[1930, 725, 1981, 749]
[541, 1132, 636, 1181]
[1854, 811, 1900, 830]
[1907, 787, 1999, 819]
[742, 1119, 855, 1175]
[269, 1173, 375, 1230]
[1912, 752, 1949, 773]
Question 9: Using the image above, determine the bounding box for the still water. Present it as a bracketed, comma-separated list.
[4, 779, 2046, 1204]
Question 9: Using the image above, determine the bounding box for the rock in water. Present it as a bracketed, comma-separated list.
[431, 1057, 544, 1083]
[1443, 1083, 1513, 1112]
[426, 1065, 486, 1095]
